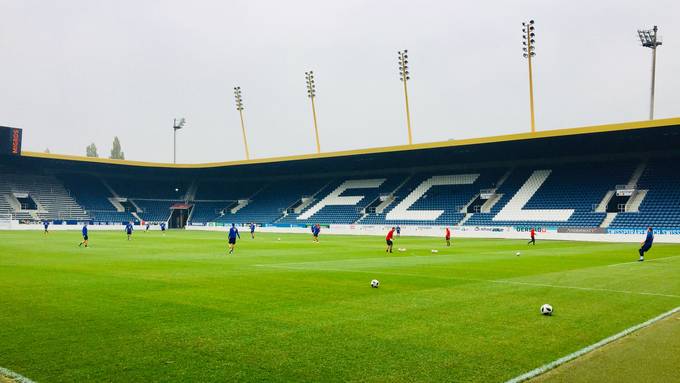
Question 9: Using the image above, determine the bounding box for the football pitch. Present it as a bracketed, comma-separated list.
[1, 230, 679, 382]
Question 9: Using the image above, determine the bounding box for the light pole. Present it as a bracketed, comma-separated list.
[398, 50, 413, 145]
[173, 117, 186, 164]
[234, 86, 250, 160]
[305, 71, 321, 153]
[522, 20, 536, 133]
[638, 25, 662, 120]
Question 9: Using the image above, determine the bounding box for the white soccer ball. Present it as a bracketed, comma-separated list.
[540, 304, 553, 316]
[398, 248, 407, 252]
[431, 249, 439, 253]
[277, 238, 281, 241]
[371, 279, 380, 288]
[516, 251, 521, 256]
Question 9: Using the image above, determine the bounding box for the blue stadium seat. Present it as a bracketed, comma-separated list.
[610, 160, 680, 229]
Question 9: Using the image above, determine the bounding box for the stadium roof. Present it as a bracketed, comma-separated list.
[6, 116, 680, 179]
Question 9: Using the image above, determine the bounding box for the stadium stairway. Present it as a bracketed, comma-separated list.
[625, 190, 648, 212]
[600, 212, 617, 228]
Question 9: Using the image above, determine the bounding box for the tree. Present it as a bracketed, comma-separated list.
[110, 136, 125, 160]
[86, 143, 98, 157]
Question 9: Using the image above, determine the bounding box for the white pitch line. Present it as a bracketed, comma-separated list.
[255, 264, 680, 299]
[0, 366, 36, 383]
[505, 305, 680, 383]
[606, 254, 680, 267]
[488, 280, 680, 299]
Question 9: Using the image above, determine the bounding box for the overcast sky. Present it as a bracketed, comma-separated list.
[1, 0, 678, 163]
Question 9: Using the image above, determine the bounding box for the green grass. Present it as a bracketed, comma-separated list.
[0, 230, 679, 382]
[534, 311, 680, 382]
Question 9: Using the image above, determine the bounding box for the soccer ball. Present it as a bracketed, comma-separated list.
[370, 279, 380, 288]
[431, 249, 439, 253]
[540, 304, 553, 316]
[516, 251, 521, 256]
[398, 248, 407, 252]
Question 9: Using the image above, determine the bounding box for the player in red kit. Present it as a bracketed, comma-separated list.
[445, 227, 451, 246]
[385, 227, 396, 253]
[528, 228, 536, 245]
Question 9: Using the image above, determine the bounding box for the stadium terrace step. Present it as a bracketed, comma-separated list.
[480, 193, 503, 213]
[231, 199, 250, 214]
[600, 212, 617, 228]
[596, 190, 615, 213]
[458, 212, 473, 225]
[375, 195, 396, 214]
[626, 190, 648, 212]
[108, 197, 125, 212]
[628, 162, 647, 188]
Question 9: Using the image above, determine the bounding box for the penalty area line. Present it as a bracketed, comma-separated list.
[505, 305, 680, 383]
[606, 254, 680, 267]
[488, 280, 680, 299]
[0, 366, 36, 383]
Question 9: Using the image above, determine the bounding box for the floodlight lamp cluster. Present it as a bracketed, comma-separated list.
[234, 86, 244, 111]
[638, 26, 662, 49]
[174, 117, 186, 130]
[522, 20, 536, 58]
[305, 71, 316, 98]
[398, 50, 410, 81]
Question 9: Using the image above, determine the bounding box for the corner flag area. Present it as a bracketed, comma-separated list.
[1, 231, 679, 382]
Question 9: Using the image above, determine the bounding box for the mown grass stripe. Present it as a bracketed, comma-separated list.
[256, 264, 680, 299]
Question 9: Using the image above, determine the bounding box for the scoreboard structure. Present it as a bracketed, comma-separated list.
[0, 126, 22, 155]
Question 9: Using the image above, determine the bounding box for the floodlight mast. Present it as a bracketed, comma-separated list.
[398, 50, 413, 145]
[234, 86, 250, 160]
[638, 25, 662, 120]
[522, 20, 536, 133]
[305, 71, 321, 153]
[172, 117, 186, 164]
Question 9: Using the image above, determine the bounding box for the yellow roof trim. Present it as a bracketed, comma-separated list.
[21, 116, 680, 169]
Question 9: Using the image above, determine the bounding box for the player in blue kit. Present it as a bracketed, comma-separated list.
[250, 223, 256, 239]
[638, 227, 654, 262]
[145, 222, 150, 232]
[311, 224, 320, 243]
[228, 224, 240, 254]
[160, 222, 166, 235]
[78, 224, 89, 247]
[43, 220, 49, 235]
[125, 222, 133, 240]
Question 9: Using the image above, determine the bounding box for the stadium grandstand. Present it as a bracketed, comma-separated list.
[2, 119, 680, 382]
[1, 118, 679, 234]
